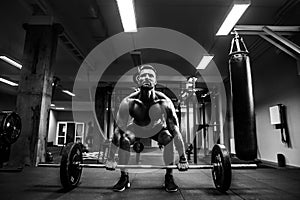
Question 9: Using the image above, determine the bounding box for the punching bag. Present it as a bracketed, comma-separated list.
[229, 34, 257, 160]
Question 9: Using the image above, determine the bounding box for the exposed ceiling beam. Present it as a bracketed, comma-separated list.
[259, 34, 298, 59]
[233, 25, 300, 35]
[262, 26, 300, 55]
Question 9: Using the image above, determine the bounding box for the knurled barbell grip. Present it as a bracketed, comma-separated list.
[38, 163, 257, 169]
[80, 164, 212, 169]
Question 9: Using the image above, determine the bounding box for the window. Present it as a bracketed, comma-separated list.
[57, 123, 67, 146]
[56, 122, 85, 146]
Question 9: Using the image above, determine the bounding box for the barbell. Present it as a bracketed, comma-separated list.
[38, 163, 257, 169]
[38, 143, 257, 192]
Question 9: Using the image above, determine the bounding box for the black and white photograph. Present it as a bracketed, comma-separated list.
[0, 0, 300, 199]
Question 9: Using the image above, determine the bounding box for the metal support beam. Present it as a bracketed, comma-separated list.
[259, 34, 299, 59]
[262, 26, 300, 55]
[233, 25, 300, 75]
[193, 99, 197, 164]
[186, 99, 190, 144]
[233, 25, 300, 35]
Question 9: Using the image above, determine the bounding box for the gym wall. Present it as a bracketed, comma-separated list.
[47, 110, 102, 152]
[0, 92, 16, 111]
[253, 47, 300, 167]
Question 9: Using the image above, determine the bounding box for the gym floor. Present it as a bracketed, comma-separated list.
[1, 149, 300, 200]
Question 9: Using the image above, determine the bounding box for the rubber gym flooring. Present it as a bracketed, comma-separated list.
[1, 148, 300, 200]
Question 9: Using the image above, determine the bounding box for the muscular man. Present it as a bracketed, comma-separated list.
[105, 64, 188, 192]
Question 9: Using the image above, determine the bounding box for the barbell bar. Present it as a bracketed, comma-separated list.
[38, 163, 257, 169]
[37, 142, 259, 193]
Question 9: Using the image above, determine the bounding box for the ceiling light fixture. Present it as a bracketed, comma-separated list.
[0, 77, 18, 87]
[116, 0, 137, 32]
[53, 107, 65, 110]
[216, 0, 251, 36]
[62, 90, 75, 97]
[197, 55, 214, 69]
[0, 56, 22, 69]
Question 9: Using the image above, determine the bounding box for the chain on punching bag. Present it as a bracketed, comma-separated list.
[229, 34, 257, 161]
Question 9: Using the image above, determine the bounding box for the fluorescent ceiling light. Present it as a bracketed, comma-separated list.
[0, 56, 22, 69]
[116, 0, 137, 32]
[54, 107, 65, 110]
[62, 90, 75, 97]
[50, 104, 55, 107]
[0, 78, 18, 87]
[216, 0, 251, 36]
[196, 55, 214, 69]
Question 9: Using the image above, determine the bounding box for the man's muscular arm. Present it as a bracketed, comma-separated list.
[164, 99, 189, 171]
[106, 98, 129, 170]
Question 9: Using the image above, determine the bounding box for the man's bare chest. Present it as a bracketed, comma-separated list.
[129, 100, 167, 124]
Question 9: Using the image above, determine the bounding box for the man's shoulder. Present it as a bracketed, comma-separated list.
[127, 90, 140, 99]
[120, 90, 139, 104]
[118, 92, 138, 110]
[155, 91, 171, 101]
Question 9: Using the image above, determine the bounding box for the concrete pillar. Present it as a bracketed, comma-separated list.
[216, 88, 225, 145]
[9, 20, 63, 168]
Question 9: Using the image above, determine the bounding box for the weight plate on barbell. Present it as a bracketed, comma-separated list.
[60, 142, 83, 190]
[211, 144, 232, 192]
[0, 111, 22, 145]
[133, 141, 144, 153]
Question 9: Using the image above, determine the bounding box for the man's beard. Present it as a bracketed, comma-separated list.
[140, 84, 154, 90]
[140, 81, 154, 90]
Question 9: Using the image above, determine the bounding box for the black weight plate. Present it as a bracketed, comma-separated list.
[0, 112, 22, 145]
[211, 144, 232, 192]
[133, 141, 144, 153]
[60, 142, 83, 190]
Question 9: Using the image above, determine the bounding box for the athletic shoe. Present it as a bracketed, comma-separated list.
[112, 175, 130, 192]
[164, 174, 178, 192]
